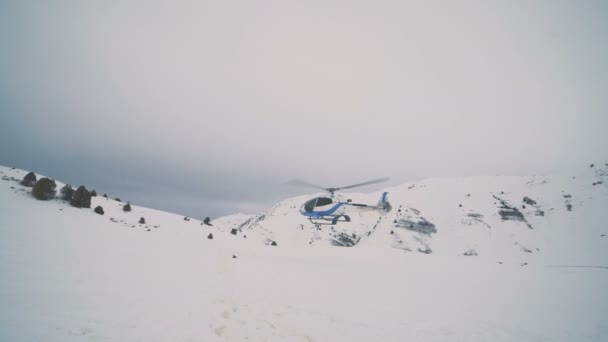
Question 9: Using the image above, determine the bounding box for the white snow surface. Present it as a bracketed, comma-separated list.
[1, 164, 607, 341]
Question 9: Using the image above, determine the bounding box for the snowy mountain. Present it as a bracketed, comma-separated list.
[1, 164, 607, 341]
[215, 164, 608, 263]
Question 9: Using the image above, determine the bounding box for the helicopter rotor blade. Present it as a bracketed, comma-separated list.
[286, 179, 327, 191]
[333, 177, 390, 191]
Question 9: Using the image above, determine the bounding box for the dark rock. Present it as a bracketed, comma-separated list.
[232, 255, 237, 259]
[184, 216, 190, 221]
[463, 249, 478, 256]
[590, 163, 594, 168]
[203, 217, 212, 226]
[103, 194, 108, 198]
[207, 233, 213, 239]
[139, 217, 146, 224]
[115, 198, 121, 202]
[123, 202, 132, 212]
[271, 241, 277, 246]
[230, 228, 237, 235]
[94, 206, 104, 215]
[523, 197, 537, 205]
[459, 204, 462, 207]
[395, 218, 437, 235]
[566, 204, 573, 211]
[390, 230, 394, 234]
[417, 247, 432, 254]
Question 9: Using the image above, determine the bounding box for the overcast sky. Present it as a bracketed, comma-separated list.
[1, 1, 607, 218]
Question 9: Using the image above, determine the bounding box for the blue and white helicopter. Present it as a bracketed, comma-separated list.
[288, 177, 392, 225]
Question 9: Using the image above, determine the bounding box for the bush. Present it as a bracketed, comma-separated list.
[32, 178, 57, 200]
[94, 206, 104, 215]
[20, 172, 37, 187]
[71, 185, 91, 208]
[123, 202, 132, 212]
[90, 190, 97, 197]
[115, 198, 121, 202]
[203, 217, 212, 226]
[139, 217, 145, 224]
[60, 184, 74, 201]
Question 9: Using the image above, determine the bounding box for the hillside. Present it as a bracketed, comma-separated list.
[1, 164, 607, 341]
[215, 164, 608, 264]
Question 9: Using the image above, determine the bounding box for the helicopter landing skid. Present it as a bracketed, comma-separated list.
[309, 214, 351, 226]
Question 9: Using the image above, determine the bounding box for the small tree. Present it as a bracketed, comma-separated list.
[71, 185, 91, 208]
[32, 178, 56, 200]
[60, 184, 74, 201]
[123, 202, 132, 212]
[20, 172, 37, 187]
[94, 206, 104, 215]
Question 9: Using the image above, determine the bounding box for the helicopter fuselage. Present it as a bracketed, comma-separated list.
[299, 192, 390, 225]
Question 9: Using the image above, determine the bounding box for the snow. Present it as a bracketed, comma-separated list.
[1, 165, 607, 341]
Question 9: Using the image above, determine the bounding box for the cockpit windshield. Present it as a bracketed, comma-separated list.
[303, 197, 333, 212]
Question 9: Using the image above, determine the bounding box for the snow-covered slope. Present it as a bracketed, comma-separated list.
[215, 164, 608, 264]
[1, 164, 607, 341]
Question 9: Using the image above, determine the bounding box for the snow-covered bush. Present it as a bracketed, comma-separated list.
[20, 172, 37, 187]
[60, 184, 74, 201]
[71, 186, 91, 208]
[32, 178, 56, 200]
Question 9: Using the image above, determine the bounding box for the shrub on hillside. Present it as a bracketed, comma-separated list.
[60, 184, 74, 201]
[123, 202, 132, 212]
[20, 172, 37, 187]
[94, 206, 104, 215]
[32, 178, 56, 200]
[90, 190, 97, 197]
[71, 185, 91, 208]
[203, 217, 212, 226]
[139, 217, 145, 224]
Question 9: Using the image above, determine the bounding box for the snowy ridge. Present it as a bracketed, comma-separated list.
[215, 164, 608, 264]
[1, 164, 607, 341]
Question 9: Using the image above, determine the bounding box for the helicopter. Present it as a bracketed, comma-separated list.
[288, 177, 392, 225]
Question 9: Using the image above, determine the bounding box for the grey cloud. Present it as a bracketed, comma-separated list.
[1, 1, 607, 217]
